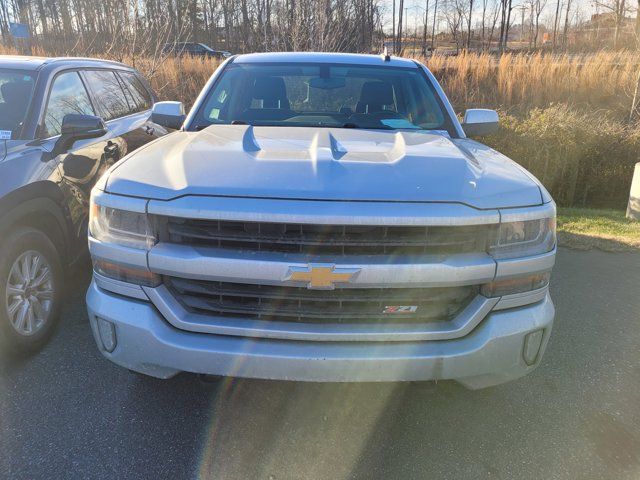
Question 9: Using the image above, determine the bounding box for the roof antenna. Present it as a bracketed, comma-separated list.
[382, 45, 391, 62]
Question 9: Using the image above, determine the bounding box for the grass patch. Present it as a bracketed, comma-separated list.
[485, 106, 640, 209]
[557, 208, 640, 252]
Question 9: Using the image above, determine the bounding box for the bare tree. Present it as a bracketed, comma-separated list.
[480, 0, 492, 47]
[562, 0, 572, 48]
[498, 0, 511, 50]
[0, 0, 10, 42]
[444, 0, 465, 52]
[466, 0, 475, 49]
[504, 0, 514, 50]
[422, 0, 430, 53]
[533, 0, 547, 47]
[397, 0, 404, 53]
[552, 0, 561, 48]
[637, 0, 640, 42]
[431, 0, 439, 49]
[0, 0, 385, 55]
[482, 0, 501, 50]
[595, 0, 629, 48]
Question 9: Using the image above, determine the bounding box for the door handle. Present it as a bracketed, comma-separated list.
[103, 141, 120, 158]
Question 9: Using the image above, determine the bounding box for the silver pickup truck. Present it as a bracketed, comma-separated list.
[86, 52, 556, 389]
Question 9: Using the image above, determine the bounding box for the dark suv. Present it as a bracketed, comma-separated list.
[0, 56, 168, 354]
[162, 42, 232, 60]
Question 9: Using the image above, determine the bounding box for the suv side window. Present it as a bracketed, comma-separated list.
[43, 71, 94, 138]
[118, 72, 152, 113]
[83, 70, 130, 121]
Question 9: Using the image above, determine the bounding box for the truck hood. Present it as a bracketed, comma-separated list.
[105, 125, 542, 209]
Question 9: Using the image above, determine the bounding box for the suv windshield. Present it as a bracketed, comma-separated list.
[193, 63, 452, 133]
[0, 69, 35, 138]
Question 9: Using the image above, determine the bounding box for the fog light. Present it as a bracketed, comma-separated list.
[96, 317, 117, 352]
[523, 329, 544, 366]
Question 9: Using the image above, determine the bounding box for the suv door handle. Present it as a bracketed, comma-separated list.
[103, 141, 120, 158]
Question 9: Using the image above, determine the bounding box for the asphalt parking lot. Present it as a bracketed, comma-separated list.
[1, 248, 639, 480]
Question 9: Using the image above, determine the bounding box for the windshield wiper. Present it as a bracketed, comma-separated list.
[192, 120, 250, 131]
[338, 122, 397, 130]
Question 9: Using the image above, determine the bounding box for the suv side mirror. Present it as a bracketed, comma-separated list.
[461, 109, 499, 137]
[151, 101, 185, 130]
[53, 114, 107, 156]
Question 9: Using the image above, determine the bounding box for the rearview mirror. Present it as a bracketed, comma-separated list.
[53, 114, 107, 156]
[461, 109, 499, 137]
[151, 101, 185, 130]
[308, 77, 346, 90]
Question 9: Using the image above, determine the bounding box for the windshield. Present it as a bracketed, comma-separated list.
[192, 63, 453, 133]
[0, 69, 35, 139]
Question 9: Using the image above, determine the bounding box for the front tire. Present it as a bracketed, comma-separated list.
[0, 227, 63, 356]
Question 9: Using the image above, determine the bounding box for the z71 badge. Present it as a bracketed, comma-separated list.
[383, 306, 418, 314]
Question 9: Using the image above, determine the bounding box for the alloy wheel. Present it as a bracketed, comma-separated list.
[5, 250, 55, 336]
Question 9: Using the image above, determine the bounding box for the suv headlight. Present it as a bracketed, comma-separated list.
[89, 202, 156, 250]
[490, 217, 556, 259]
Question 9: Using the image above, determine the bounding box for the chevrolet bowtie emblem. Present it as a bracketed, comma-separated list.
[286, 264, 361, 290]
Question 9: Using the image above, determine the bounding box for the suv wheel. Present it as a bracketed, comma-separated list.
[0, 227, 63, 355]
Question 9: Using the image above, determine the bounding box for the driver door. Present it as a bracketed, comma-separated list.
[39, 70, 112, 256]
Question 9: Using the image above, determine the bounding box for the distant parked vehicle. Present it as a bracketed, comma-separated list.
[162, 42, 232, 60]
[0, 56, 168, 355]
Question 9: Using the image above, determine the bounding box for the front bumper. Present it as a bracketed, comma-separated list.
[86, 280, 554, 389]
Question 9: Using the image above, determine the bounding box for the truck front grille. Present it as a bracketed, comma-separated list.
[165, 219, 492, 256]
[165, 277, 479, 324]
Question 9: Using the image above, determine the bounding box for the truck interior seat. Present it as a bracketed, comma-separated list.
[355, 81, 394, 114]
[251, 77, 290, 109]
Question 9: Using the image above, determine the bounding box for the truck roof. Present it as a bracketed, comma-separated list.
[0, 55, 130, 71]
[233, 52, 419, 68]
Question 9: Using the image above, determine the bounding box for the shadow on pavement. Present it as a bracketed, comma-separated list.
[1, 249, 640, 480]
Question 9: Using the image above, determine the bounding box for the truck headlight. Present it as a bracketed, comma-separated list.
[89, 202, 156, 250]
[490, 217, 556, 259]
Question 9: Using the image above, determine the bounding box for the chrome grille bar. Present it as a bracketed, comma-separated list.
[165, 218, 492, 256]
[165, 277, 479, 324]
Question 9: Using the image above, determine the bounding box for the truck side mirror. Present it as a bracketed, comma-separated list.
[151, 101, 185, 130]
[53, 114, 107, 156]
[461, 109, 499, 137]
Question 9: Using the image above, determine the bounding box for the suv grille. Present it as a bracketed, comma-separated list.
[165, 219, 492, 256]
[165, 277, 479, 324]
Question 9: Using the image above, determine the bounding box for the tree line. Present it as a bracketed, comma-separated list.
[0, 0, 384, 56]
[389, 0, 640, 54]
[1, 0, 639, 57]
